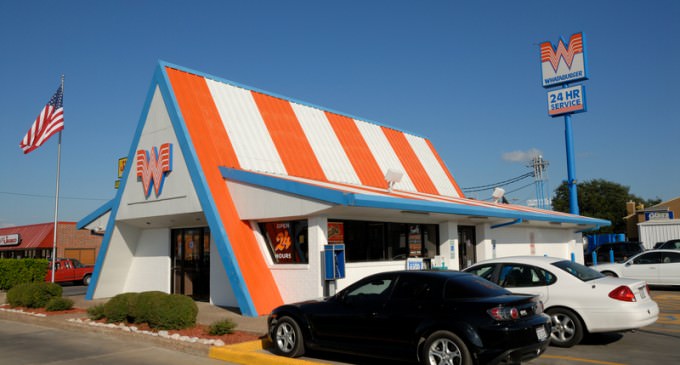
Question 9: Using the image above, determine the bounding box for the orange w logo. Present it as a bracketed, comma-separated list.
[540, 33, 583, 72]
[136, 143, 173, 197]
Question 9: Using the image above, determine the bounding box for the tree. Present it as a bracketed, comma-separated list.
[552, 179, 661, 234]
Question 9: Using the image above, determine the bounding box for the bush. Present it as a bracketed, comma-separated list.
[87, 304, 106, 320]
[45, 297, 74, 311]
[6, 282, 62, 308]
[103, 292, 139, 323]
[147, 294, 198, 330]
[0, 259, 50, 290]
[208, 319, 237, 335]
[98, 291, 197, 330]
[131, 291, 167, 324]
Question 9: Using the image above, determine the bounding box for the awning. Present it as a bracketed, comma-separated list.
[220, 167, 610, 230]
[0, 223, 55, 250]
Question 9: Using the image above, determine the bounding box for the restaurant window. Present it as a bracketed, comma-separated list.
[259, 220, 308, 264]
[337, 220, 439, 263]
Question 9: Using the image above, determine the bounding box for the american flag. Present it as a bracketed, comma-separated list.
[20, 84, 64, 154]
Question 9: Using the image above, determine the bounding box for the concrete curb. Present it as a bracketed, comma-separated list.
[209, 339, 324, 365]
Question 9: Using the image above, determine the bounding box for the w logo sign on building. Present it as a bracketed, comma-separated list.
[136, 143, 173, 197]
[540, 32, 588, 88]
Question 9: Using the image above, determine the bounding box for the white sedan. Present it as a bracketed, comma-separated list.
[464, 256, 659, 347]
[595, 249, 680, 286]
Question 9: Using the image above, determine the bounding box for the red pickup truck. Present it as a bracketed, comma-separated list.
[45, 258, 94, 285]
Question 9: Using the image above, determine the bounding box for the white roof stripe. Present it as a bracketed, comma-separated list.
[205, 79, 287, 175]
[405, 134, 460, 197]
[354, 120, 417, 192]
[290, 103, 361, 185]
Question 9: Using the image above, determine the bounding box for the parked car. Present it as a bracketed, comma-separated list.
[653, 239, 680, 250]
[45, 258, 94, 285]
[584, 242, 644, 266]
[268, 270, 551, 365]
[595, 249, 680, 286]
[464, 256, 659, 348]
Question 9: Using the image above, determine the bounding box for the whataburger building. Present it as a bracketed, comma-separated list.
[79, 62, 609, 317]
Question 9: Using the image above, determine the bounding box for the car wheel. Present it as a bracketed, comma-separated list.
[271, 316, 305, 357]
[421, 330, 472, 365]
[82, 275, 91, 286]
[546, 308, 583, 347]
[602, 271, 618, 277]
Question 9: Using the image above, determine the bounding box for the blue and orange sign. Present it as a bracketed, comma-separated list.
[136, 143, 173, 198]
[540, 32, 588, 88]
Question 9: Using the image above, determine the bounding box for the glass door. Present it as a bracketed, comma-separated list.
[171, 227, 210, 300]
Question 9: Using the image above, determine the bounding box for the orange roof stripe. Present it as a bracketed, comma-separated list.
[250, 92, 326, 180]
[166, 68, 283, 314]
[324, 112, 386, 188]
[381, 126, 438, 195]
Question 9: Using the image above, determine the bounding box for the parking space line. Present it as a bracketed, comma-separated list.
[542, 355, 626, 365]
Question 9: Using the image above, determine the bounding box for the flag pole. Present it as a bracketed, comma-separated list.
[50, 75, 64, 283]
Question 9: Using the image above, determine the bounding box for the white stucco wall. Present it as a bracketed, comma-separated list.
[123, 228, 171, 293]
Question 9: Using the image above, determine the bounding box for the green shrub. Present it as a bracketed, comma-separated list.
[103, 292, 139, 323]
[6, 282, 62, 308]
[0, 259, 50, 290]
[45, 297, 74, 311]
[87, 304, 106, 320]
[131, 291, 167, 324]
[147, 294, 198, 330]
[208, 319, 237, 335]
[6, 283, 31, 307]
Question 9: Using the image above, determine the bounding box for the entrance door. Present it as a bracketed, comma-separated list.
[458, 226, 476, 270]
[171, 227, 210, 301]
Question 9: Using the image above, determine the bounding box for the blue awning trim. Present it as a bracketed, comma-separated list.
[76, 199, 114, 230]
[219, 167, 610, 228]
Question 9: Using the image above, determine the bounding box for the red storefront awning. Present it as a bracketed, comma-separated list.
[0, 223, 55, 251]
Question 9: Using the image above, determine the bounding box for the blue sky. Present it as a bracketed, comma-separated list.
[1, 0, 678, 228]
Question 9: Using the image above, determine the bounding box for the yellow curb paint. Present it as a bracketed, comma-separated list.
[209, 347, 324, 365]
[542, 355, 626, 365]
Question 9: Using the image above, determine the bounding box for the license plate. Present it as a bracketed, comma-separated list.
[638, 286, 646, 299]
[536, 326, 548, 341]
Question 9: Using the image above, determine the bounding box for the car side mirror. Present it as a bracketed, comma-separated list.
[625, 262, 632, 267]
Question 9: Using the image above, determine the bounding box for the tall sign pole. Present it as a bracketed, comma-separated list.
[540, 32, 588, 215]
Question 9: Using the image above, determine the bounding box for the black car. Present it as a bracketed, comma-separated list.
[268, 270, 551, 365]
[653, 239, 680, 250]
[584, 242, 644, 265]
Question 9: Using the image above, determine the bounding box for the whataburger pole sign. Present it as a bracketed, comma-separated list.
[540, 32, 589, 215]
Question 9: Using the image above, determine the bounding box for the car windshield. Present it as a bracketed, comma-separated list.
[552, 260, 604, 282]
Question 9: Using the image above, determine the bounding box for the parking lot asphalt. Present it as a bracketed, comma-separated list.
[2, 288, 680, 365]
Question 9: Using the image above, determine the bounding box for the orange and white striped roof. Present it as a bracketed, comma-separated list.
[168, 67, 463, 198]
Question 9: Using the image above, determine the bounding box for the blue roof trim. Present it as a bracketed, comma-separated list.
[76, 200, 114, 230]
[220, 167, 610, 227]
[157, 61, 258, 316]
[159, 60, 423, 138]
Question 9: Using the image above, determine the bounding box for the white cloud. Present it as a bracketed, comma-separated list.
[502, 148, 542, 163]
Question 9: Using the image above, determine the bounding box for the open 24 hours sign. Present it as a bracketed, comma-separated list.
[547, 84, 587, 117]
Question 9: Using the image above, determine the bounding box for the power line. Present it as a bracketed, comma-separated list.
[0, 191, 109, 202]
[462, 172, 534, 193]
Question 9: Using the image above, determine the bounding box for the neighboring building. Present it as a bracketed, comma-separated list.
[624, 197, 680, 245]
[0, 222, 102, 264]
[79, 62, 609, 316]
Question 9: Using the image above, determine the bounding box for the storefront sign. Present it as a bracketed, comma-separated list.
[547, 85, 586, 116]
[406, 257, 424, 270]
[540, 32, 588, 88]
[136, 143, 173, 198]
[327, 222, 344, 244]
[645, 211, 674, 221]
[0, 234, 20, 246]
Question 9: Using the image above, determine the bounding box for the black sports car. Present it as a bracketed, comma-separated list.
[268, 270, 551, 365]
